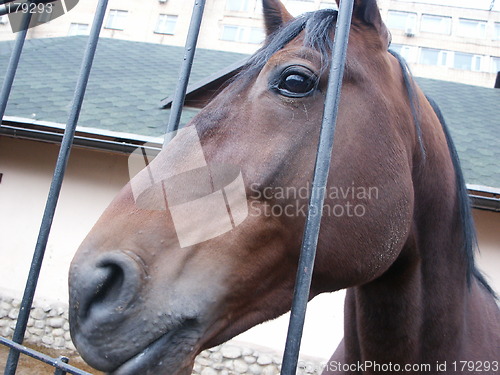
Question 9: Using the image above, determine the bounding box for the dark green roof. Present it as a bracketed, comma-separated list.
[0, 36, 247, 137]
[415, 78, 499, 189]
[0, 36, 498, 188]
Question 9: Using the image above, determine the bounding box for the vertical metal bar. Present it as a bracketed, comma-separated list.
[0, 7, 32, 123]
[163, 0, 206, 144]
[53, 357, 69, 375]
[280, 0, 354, 373]
[4, 0, 109, 373]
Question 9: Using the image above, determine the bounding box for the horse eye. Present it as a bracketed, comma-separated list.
[275, 67, 317, 98]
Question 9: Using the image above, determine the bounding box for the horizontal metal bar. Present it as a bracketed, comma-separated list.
[0, 337, 92, 375]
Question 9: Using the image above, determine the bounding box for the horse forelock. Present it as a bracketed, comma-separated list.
[242, 9, 338, 78]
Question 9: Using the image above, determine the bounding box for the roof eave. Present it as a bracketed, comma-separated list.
[0, 116, 162, 154]
[467, 184, 500, 212]
[160, 57, 249, 109]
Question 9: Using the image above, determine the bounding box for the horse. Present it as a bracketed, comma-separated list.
[68, 0, 500, 374]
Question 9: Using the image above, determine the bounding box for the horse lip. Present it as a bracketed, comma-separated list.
[107, 319, 199, 375]
[107, 332, 174, 375]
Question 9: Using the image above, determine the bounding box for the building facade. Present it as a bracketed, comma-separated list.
[0, 1, 498, 85]
[380, 1, 500, 88]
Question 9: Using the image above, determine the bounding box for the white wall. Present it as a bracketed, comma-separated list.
[474, 209, 500, 295]
[0, 136, 129, 303]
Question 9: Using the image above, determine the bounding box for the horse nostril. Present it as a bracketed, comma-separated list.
[89, 263, 125, 316]
[69, 251, 144, 327]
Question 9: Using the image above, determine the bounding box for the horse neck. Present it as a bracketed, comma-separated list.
[343, 112, 473, 365]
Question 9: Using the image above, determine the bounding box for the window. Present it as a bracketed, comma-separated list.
[248, 27, 265, 44]
[105, 9, 128, 30]
[68, 23, 89, 36]
[438, 51, 450, 66]
[220, 25, 265, 44]
[453, 52, 481, 71]
[286, 0, 316, 16]
[389, 43, 403, 54]
[389, 43, 416, 63]
[453, 52, 472, 70]
[494, 23, 500, 40]
[457, 18, 486, 38]
[386, 10, 417, 32]
[226, 0, 251, 12]
[254, 1, 263, 15]
[491, 57, 500, 73]
[319, 1, 338, 10]
[420, 14, 451, 35]
[419, 48, 440, 66]
[221, 25, 238, 41]
[416, 48, 488, 72]
[155, 14, 177, 35]
[419, 48, 454, 67]
[472, 55, 482, 71]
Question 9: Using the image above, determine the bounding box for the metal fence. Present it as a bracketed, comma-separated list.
[0, 0, 354, 374]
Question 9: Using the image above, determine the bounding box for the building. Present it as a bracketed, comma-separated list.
[381, 0, 500, 88]
[0, 1, 498, 87]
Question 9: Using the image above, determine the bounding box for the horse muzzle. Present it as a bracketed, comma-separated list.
[68, 249, 200, 374]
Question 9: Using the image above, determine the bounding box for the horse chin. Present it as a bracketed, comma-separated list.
[77, 319, 201, 375]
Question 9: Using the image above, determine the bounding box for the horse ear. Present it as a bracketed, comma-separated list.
[262, 0, 294, 36]
[335, 0, 390, 47]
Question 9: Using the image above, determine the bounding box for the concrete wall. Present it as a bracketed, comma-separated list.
[0, 136, 129, 303]
[1, 135, 499, 362]
[474, 209, 500, 294]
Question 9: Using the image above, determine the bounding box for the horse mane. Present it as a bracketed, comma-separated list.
[425, 96, 496, 297]
[388, 51, 426, 157]
[238, 8, 496, 297]
[389, 50, 496, 297]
